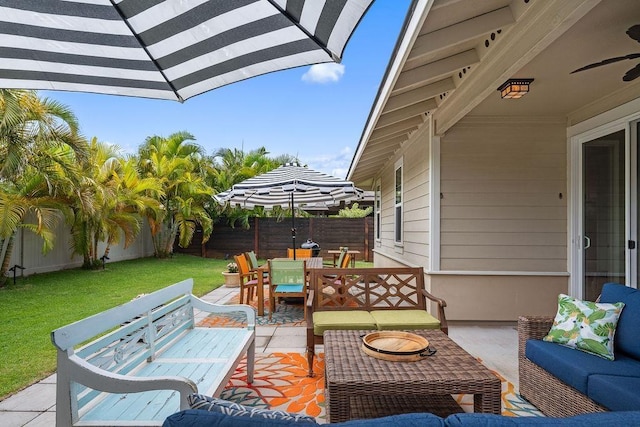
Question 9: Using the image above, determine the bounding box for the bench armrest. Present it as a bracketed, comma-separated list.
[517, 315, 553, 358]
[66, 354, 197, 410]
[190, 296, 256, 329]
[421, 289, 448, 334]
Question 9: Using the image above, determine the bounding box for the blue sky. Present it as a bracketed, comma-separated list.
[43, 0, 412, 179]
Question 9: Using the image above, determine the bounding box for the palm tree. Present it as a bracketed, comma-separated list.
[138, 132, 213, 258]
[0, 171, 73, 284]
[0, 90, 87, 284]
[69, 138, 163, 268]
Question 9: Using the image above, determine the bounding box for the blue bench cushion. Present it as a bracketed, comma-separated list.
[599, 283, 640, 359]
[445, 412, 640, 426]
[163, 410, 446, 426]
[526, 340, 640, 394]
[588, 375, 640, 411]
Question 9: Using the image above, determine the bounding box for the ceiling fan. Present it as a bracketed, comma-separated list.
[571, 24, 640, 81]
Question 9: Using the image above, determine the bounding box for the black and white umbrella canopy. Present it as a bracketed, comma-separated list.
[215, 163, 364, 210]
[215, 163, 364, 258]
[0, 0, 374, 102]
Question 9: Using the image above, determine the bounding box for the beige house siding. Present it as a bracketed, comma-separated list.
[439, 117, 568, 272]
[427, 274, 567, 321]
[374, 127, 431, 269]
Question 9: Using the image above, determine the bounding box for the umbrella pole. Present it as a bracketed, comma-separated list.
[291, 193, 296, 260]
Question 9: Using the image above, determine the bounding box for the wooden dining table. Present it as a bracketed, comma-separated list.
[255, 257, 323, 316]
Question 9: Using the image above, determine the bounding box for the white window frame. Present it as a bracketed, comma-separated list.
[394, 158, 403, 245]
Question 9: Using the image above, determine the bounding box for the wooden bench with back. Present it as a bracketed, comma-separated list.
[306, 267, 448, 376]
[51, 279, 256, 426]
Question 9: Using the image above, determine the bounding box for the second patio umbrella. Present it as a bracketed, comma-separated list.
[215, 163, 363, 259]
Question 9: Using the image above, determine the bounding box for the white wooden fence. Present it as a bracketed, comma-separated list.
[7, 219, 154, 278]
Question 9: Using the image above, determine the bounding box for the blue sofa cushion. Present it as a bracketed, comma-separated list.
[599, 283, 640, 359]
[526, 340, 640, 394]
[445, 411, 640, 426]
[163, 410, 446, 427]
[588, 375, 640, 411]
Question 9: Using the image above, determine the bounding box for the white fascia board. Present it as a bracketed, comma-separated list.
[348, 0, 434, 180]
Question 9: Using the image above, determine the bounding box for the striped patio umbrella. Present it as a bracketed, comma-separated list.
[0, 0, 373, 102]
[215, 163, 363, 258]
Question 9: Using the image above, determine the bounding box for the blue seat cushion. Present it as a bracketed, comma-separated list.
[163, 410, 446, 426]
[588, 375, 640, 411]
[599, 283, 640, 359]
[526, 340, 640, 394]
[445, 412, 640, 426]
[274, 284, 304, 293]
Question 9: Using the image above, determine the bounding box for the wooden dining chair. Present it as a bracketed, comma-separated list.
[234, 253, 262, 305]
[334, 247, 349, 267]
[246, 250, 269, 283]
[323, 253, 351, 283]
[339, 252, 351, 269]
[287, 248, 313, 258]
[268, 259, 307, 320]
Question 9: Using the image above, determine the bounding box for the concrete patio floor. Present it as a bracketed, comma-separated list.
[0, 285, 519, 427]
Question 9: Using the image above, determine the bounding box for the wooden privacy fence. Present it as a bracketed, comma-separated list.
[176, 217, 373, 261]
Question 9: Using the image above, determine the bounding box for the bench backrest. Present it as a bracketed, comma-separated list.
[309, 267, 426, 311]
[51, 279, 197, 415]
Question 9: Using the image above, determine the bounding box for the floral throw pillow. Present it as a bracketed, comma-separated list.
[543, 294, 625, 360]
[188, 394, 317, 424]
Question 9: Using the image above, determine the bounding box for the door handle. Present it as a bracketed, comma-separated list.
[584, 235, 591, 249]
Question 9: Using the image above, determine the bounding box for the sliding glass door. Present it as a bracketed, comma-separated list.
[582, 130, 626, 300]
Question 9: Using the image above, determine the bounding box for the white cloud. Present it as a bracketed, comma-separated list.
[301, 63, 345, 84]
[306, 146, 353, 178]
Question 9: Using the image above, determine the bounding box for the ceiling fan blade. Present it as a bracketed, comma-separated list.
[623, 63, 640, 81]
[627, 24, 640, 43]
[571, 53, 640, 74]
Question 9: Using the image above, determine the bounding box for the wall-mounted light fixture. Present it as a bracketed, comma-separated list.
[497, 78, 534, 99]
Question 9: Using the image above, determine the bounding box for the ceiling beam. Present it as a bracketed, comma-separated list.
[361, 151, 399, 166]
[376, 100, 434, 128]
[369, 116, 423, 141]
[352, 161, 388, 178]
[365, 135, 407, 153]
[406, 7, 515, 68]
[386, 78, 455, 111]
[394, 49, 480, 92]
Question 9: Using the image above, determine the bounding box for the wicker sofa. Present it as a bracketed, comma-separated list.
[518, 283, 640, 416]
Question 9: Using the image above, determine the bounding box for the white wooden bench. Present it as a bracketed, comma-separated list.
[51, 279, 255, 426]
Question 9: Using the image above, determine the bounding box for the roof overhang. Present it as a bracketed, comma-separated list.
[348, 0, 640, 188]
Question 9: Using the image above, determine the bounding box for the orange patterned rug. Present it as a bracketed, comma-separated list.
[219, 352, 543, 424]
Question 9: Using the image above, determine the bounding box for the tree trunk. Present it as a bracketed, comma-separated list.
[0, 234, 16, 286]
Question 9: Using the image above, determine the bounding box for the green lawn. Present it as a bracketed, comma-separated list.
[0, 254, 230, 400]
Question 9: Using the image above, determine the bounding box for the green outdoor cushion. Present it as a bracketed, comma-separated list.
[313, 311, 377, 335]
[370, 310, 440, 331]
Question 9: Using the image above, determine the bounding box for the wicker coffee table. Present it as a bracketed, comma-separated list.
[323, 329, 501, 422]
